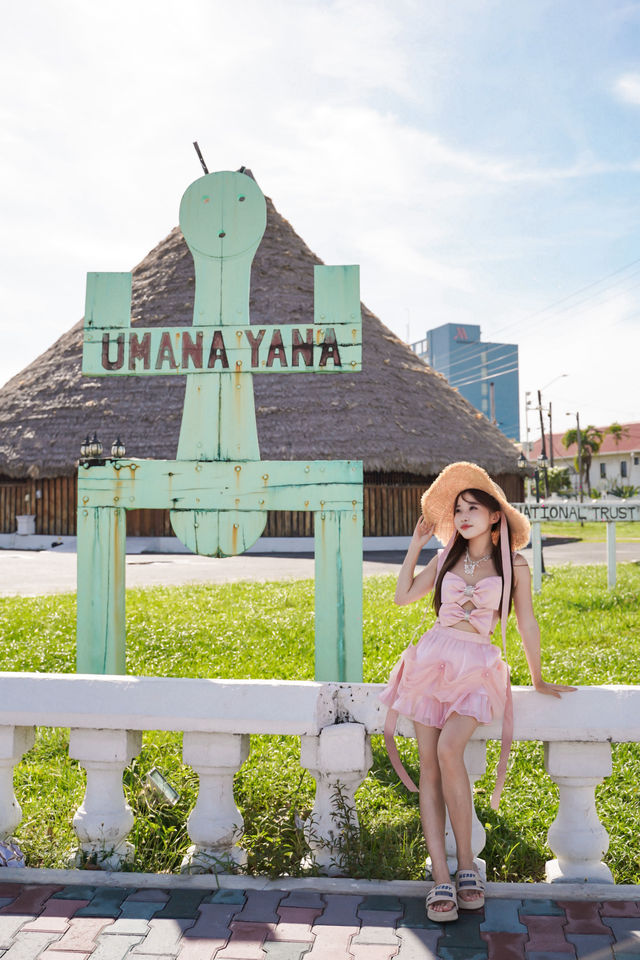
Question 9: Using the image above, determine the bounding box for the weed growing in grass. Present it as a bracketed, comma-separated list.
[322, 778, 426, 880]
[125, 733, 197, 874]
[236, 736, 317, 878]
[4, 564, 640, 880]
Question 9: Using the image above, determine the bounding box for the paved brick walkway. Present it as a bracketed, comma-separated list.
[1, 883, 639, 959]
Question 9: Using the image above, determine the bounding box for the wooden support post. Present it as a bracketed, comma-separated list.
[532, 520, 542, 594]
[76, 506, 126, 674]
[606, 521, 616, 590]
[314, 509, 363, 682]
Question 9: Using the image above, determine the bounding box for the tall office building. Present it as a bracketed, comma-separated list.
[411, 323, 520, 440]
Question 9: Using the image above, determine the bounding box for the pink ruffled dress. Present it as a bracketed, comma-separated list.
[380, 572, 507, 728]
[380, 570, 512, 808]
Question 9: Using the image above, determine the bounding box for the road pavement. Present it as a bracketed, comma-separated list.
[0, 539, 638, 596]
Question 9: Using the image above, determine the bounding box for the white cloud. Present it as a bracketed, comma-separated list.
[1, 0, 639, 434]
[613, 71, 640, 105]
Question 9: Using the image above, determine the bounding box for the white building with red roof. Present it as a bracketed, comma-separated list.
[531, 421, 640, 496]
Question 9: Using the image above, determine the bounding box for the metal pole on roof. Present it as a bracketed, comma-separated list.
[192, 141, 209, 175]
[576, 412, 584, 502]
[537, 389, 549, 497]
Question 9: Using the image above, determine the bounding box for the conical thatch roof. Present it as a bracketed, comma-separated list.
[0, 181, 521, 481]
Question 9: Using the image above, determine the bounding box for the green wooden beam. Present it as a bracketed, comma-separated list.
[314, 509, 363, 682]
[314, 264, 360, 326]
[78, 459, 363, 512]
[84, 272, 131, 330]
[76, 506, 126, 674]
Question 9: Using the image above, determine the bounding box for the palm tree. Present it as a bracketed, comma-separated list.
[562, 425, 604, 495]
[606, 422, 629, 448]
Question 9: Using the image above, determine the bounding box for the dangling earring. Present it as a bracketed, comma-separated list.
[491, 527, 500, 547]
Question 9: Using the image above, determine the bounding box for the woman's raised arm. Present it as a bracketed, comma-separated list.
[394, 517, 439, 605]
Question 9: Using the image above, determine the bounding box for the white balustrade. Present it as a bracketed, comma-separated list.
[544, 741, 613, 883]
[69, 728, 142, 869]
[300, 722, 372, 875]
[0, 675, 639, 883]
[0, 726, 35, 838]
[181, 731, 250, 873]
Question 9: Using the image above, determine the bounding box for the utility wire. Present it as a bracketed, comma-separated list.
[416, 261, 640, 384]
[428, 341, 518, 379]
[451, 363, 520, 390]
[449, 355, 520, 388]
[489, 256, 640, 338]
[447, 264, 640, 377]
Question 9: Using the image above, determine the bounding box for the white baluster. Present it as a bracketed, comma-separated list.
[0, 726, 35, 838]
[181, 731, 249, 873]
[69, 728, 141, 869]
[300, 722, 372, 876]
[544, 741, 613, 883]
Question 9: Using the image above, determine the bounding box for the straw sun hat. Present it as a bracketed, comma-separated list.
[421, 461, 530, 551]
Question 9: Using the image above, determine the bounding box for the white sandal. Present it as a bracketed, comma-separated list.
[426, 882, 458, 922]
[455, 869, 485, 910]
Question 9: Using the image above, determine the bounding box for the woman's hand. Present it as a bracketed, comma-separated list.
[394, 520, 438, 605]
[411, 516, 435, 551]
[533, 679, 577, 698]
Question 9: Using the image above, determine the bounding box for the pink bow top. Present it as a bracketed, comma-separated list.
[438, 571, 501, 636]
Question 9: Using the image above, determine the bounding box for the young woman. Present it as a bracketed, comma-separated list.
[379, 462, 574, 922]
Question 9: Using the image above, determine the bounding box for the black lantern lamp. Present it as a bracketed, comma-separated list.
[517, 450, 532, 499]
[537, 451, 549, 500]
[89, 433, 103, 459]
[80, 433, 105, 466]
[518, 451, 547, 572]
[528, 452, 549, 503]
[111, 437, 126, 459]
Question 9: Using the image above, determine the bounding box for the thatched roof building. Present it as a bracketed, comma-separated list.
[0, 176, 523, 537]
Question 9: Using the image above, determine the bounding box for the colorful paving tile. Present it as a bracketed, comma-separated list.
[0, 883, 637, 959]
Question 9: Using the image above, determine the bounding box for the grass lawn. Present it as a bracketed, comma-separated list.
[1, 564, 639, 882]
[541, 520, 640, 541]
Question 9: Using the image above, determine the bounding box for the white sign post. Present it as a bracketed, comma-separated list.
[513, 501, 640, 593]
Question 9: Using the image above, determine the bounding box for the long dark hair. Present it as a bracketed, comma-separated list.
[433, 488, 515, 615]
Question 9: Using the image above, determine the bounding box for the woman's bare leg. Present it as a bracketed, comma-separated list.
[436, 712, 482, 904]
[414, 721, 453, 914]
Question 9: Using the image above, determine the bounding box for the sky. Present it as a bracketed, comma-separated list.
[1, 0, 640, 446]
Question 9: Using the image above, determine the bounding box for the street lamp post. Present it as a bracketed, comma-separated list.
[536, 452, 549, 503]
[528, 375, 567, 479]
[517, 452, 546, 575]
[524, 392, 533, 457]
[537, 390, 550, 497]
[566, 412, 584, 502]
[576, 413, 583, 502]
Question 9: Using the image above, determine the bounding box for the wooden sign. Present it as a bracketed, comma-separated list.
[513, 501, 640, 523]
[84, 323, 360, 374]
[77, 170, 363, 684]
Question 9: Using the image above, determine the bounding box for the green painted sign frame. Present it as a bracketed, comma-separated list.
[76, 170, 363, 682]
